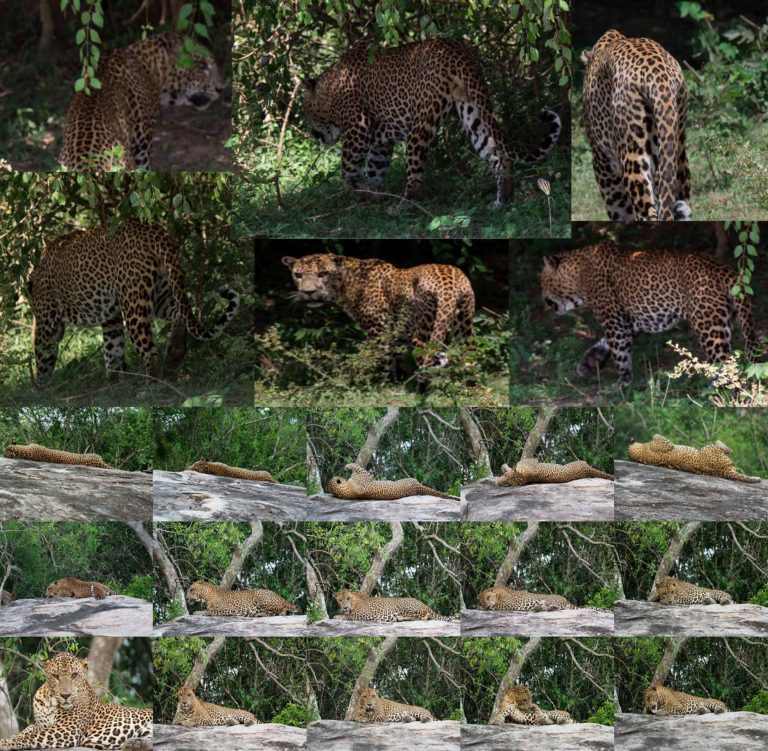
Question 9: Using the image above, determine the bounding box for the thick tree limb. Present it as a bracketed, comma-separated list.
[355, 408, 400, 467]
[651, 638, 688, 684]
[521, 407, 556, 459]
[220, 522, 263, 588]
[459, 408, 492, 478]
[489, 638, 542, 724]
[344, 637, 399, 721]
[494, 523, 540, 587]
[647, 523, 702, 601]
[359, 523, 404, 596]
[86, 638, 121, 699]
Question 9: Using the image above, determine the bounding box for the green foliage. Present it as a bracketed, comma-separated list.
[234, 0, 571, 238]
[748, 583, 768, 607]
[742, 689, 768, 714]
[587, 700, 615, 726]
[176, 2, 216, 66]
[60, 0, 105, 95]
[272, 702, 314, 727]
[0, 522, 151, 600]
[724, 221, 760, 298]
[587, 588, 620, 611]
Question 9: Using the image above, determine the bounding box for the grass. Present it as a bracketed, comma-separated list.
[234, 127, 571, 240]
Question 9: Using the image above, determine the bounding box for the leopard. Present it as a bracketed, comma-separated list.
[627, 434, 761, 483]
[0, 652, 152, 751]
[327, 463, 459, 501]
[186, 581, 297, 617]
[282, 253, 475, 369]
[540, 241, 757, 382]
[4, 444, 112, 469]
[582, 29, 691, 221]
[333, 589, 456, 622]
[353, 687, 434, 723]
[498, 458, 614, 486]
[644, 684, 728, 716]
[60, 31, 224, 170]
[29, 220, 239, 384]
[302, 37, 561, 207]
[188, 460, 275, 483]
[477, 585, 595, 612]
[650, 576, 733, 605]
[174, 686, 258, 727]
[45, 577, 112, 599]
[492, 685, 574, 726]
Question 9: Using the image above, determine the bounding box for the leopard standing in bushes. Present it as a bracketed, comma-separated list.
[60, 32, 224, 170]
[29, 221, 239, 383]
[582, 30, 691, 221]
[302, 38, 561, 207]
[174, 686, 258, 727]
[644, 684, 728, 715]
[0, 652, 152, 751]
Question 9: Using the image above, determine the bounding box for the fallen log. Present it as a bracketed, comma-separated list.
[615, 460, 768, 520]
[305, 494, 461, 522]
[462, 477, 613, 521]
[461, 722, 614, 750]
[307, 720, 460, 751]
[460, 608, 614, 636]
[0, 457, 151, 521]
[307, 617, 460, 637]
[153, 722, 307, 750]
[153, 614, 309, 637]
[152, 470, 307, 521]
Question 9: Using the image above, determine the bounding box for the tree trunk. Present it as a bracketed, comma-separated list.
[651, 638, 688, 684]
[306, 559, 329, 620]
[647, 522, 701, 601]
[172, 636, 227, 723]
[220, 522, 263, 589]
[128, 521, 187, 614]
[521, 407, 556, 459]
[86, 638, 121, 699]
[307, 440, 323, 494]
[306, 673, 321, 721]
[355, 408, 400, 467]
[489, 638, 542, 724]
[0, 668, 19, 737]
[459, 408, 492, 478]
[344, 636, 399, 720]
[359, 523, 404, 595]
[38, 0, 54, 50]
[494, 523, 540, 587]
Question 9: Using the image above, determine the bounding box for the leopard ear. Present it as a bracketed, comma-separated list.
[300, 77, 317, 93]
[542, 255, 560, 271]
[80, 658, 88, 669]
[281, 256, 298, 269]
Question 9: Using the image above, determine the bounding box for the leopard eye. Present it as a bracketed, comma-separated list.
[317, 271, 329, 278]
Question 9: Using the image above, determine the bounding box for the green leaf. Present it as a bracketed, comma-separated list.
[91, 77, 101, 89]
[179, 3, 194, 20]
[194, 22, 210, 38]
[75, 28, 86, 44]
[92, 11, 103, 27]
[734, 245, 743, 257]
[81, 11, 90, 24]
[60, 0, 68, 11]
[729, 284, 741, 296]
[74, 77, 85, 92]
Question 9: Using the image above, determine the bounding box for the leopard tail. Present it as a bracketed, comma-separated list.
[415, 483, 459, 501]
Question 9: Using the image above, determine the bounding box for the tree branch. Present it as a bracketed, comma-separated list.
[647, 522, 702, 601]
[359, 522, 404, 596]
[494, 523, 540, 587]
[355, 408, 400, 467]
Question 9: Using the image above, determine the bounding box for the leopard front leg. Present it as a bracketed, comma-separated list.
[341, 121, 374, 197]
[365, 141, 395, 195]
[404, 115, 439, 201]
[101, 314, 128, 374]
[0, 721, 84, 749]
[600, 316, 634, 381]
[32, 315, 64, 385]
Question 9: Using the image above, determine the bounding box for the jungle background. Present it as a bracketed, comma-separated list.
[0, 522, 153, 604]
[152, 522, 306, 624]
[509, 221, 768, 406]
[153, 407, 307, 486]
[0, 0, 232, 171]
[462, 523, 619, 612]
[614, 521, 768, 606]
[614, 637, 768, 714]
[0, 407, 153, 470]
[254, 241, 510, 406]
[0, 637, 152, 739]
[306, 636, 461, 721]
[0, 172, 254, 407]
[614, 404, 768, 477]
[153, 636, 309, 725]
[305, 522, 461, 622]
[462, 636, 615, 724]
[459, 406, 614, 483]
[571, 1, 768, 220]
[306, 408, 471, 496]
[235, 0, 571, 240]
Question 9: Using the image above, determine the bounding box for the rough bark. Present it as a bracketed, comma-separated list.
[0, 668, 19, 738]
[0, 458, 151, 521]
[359, 523, 404, 596]
[310, 618, 459, 637]
[128, 522, 187, 614]
[615, 712, 768, 751]
[459, 408, 492, 478]
[153, 614, 308, 637]
[462, 723, 614, 750]
[521, 407, 556, 459]
[306, 559, 329, 620]
[220, 522, 263, 589]
[307, 493, 461, 522]
[647, 523, 702, 601]
[615, 461, 768, 520]
[488, 637, 542, 724]
[461, 608, 614, 637]
[355, 408, 400, 467]
[183, 636, 226, 688]
[307, 440, 323, 494]
[462, 477, 613, 522]
[651, 638, 688, 685]
[152, 470, 307, 521]
[154, 723, 307, 750]
[343, 636, 398, 721]
[494, 522, 540, 587]
[308, 720, 460, 751]
[615, 601, 768, 637]
[86, 638, 121, 699]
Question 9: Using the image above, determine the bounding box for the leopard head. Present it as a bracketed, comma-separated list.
[161, 52, 225, 110]
[42, 653, 90, 711]
[644, 684, 667, 714]
[334, 589, 364, 613]
[478, 588, 499, 609]
[4, 445, 21, 459]
[177, 686, 198, 712]
[186, 581, 211, 604]
[45, 579, 68, 597]
[282, 254, 344, 308]
[505, 684, 534, 713]
[302, 78, 341, 145]
[359, 687, 380, 714]
[541, 254, 585, 315]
